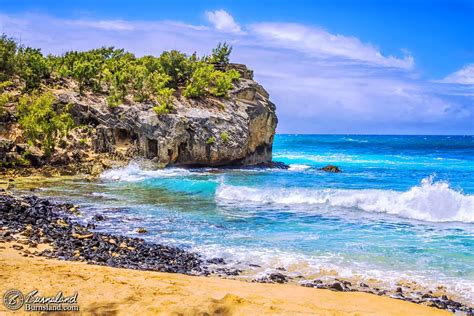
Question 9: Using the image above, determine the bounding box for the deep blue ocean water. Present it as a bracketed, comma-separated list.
[19, 135, 474, 302]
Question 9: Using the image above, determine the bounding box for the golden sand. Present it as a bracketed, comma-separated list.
[0, 242, 449, 316]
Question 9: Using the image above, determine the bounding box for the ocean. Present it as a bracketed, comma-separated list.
[16, 135, 474, 303]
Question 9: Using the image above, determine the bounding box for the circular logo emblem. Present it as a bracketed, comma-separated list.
[3, 289, 24, 311]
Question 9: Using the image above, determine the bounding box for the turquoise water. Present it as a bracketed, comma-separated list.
[25, 135, 474, 302]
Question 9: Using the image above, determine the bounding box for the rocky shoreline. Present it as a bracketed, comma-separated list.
[0, 193, 472, 315]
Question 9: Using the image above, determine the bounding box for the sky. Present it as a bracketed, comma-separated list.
[0, 0, 473, 134]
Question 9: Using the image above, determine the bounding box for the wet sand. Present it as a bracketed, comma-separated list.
[0, 242, 449, 315]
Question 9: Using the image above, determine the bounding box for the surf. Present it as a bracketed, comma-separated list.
[216, 176, 474, 223]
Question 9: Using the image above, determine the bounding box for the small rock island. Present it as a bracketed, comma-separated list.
[0, 37, 277, 175]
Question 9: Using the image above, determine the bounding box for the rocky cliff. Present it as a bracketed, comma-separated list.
[0, 64, 278, 174]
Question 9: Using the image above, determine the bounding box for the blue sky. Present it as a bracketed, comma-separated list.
[1, 0, 473, 134]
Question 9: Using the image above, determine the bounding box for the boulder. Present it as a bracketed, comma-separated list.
[319, 165, 342, 173]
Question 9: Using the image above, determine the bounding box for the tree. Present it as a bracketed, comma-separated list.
[158, 50, 192, 88]
[0, 34, 17, 81]
[211, 42, 232, 66]
[16, 47, 49, 91]
[17, 92, 74, 156]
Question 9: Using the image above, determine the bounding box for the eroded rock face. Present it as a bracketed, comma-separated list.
[58, 64, 277, 167]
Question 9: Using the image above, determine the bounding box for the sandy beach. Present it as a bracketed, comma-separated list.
[0, 241, 449, 316]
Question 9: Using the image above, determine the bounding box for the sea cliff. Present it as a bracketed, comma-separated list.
[0, 36, 277, 176]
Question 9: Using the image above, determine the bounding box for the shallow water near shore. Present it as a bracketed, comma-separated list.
[11, 135, 474, 304]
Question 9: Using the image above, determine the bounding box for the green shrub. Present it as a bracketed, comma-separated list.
[206, 136, 216, 145]
[220, 132, 229, 143]
[159, 50, 192, 88]
[211, 42, 232, 66]
[0, 34, 17, 81]
[16, 47, 49, 91]
[0, 80, 13, 91]
[0, 34, 240, 110]
[17, 92, 74, 156]
[0, 93, 9, 116]
[210, 69, 240, 97]
[156, 87, 174, 108]
[183, 62, 214, 98]
[130, 64, 150, 102]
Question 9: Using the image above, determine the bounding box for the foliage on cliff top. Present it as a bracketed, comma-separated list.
[0, 34, 240, 108]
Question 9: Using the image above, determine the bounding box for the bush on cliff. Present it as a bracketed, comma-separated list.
[183, 62, 215, 98]
[0, 34, 17, 81]
[16, 47, 50, 91]
[210, 42, 232, 66]
[210, 69, 240, 97]
[0, 34, 239, 110]
[183, 63, 240, 98]
[17, 92, 74, 156]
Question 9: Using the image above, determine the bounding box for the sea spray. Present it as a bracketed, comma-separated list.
[216, 176, 474, 223]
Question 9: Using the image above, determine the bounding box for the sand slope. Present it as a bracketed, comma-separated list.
[0, 244, 448, 315]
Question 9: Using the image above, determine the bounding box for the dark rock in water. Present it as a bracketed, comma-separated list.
[207, 257, 226, 265]
[92, 214, 106, 221]
[255, 272, 288, 284]
[329, 282, 345, 291]
[319, 165, 342, 173]
[396, 287, 403, 293]
[214, 267, 242, 276]
[255, 161, 289, 169]
[249, 263, 261, 268]
[221, 160, 289, 170]
[136, 227, 148, 234]
[268, 272, 288, 284]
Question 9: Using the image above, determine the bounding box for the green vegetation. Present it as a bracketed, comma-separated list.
[0, 34, 17, 81]
[0, 34, 239, 110]
[206, 136, 216, 145]
[0, 80, 13, 116]
[0, 35, 241, 155]
[17, 92, 74, 156]
[210, 69, 240, 97]
[210, 42, 232, 66]
[220, 132, 229, 143]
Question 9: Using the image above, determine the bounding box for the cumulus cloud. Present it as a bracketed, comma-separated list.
[440, 64, 474, 85]
[0, 10, 472, 134]
[205, 9, 242, 33]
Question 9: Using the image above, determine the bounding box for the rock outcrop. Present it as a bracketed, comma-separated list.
[0, 64, 278, 170]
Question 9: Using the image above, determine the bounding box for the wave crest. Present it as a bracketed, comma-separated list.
[216, 176, 474, 223]
[101, 162, 191, 182]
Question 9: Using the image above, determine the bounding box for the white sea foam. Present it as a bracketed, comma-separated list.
[288, 164, 311, 171]
[101, 162, 192, 182]
[194, 243, 474, 303]
[216, 176, 474, 223]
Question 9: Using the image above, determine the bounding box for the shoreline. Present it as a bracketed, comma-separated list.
[0, 241, 450, 315]
[0, 192, 472, 314]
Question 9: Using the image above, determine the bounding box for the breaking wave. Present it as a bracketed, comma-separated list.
[216, 176, 474, 223]
[100, 162, 192, 182]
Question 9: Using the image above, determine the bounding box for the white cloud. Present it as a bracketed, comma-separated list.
[205, 9, 242, 33]
[441, 64, 474, 85]
[249, 23, 414, 69]
[71, 20, 135, 31]
[0, 10, 471, 134]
